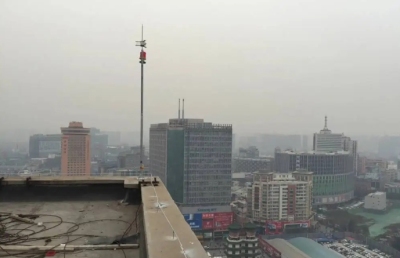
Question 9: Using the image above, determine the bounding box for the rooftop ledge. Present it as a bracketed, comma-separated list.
[0, 176, 209, 258]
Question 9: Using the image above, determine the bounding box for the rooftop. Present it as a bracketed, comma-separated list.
[233, 157, 272, 161]
[385, 183, 400, 188]
[232, 172, 252, 179]
[0, 176, 208, 258]
[367, 192, 385, 197]
[288, 237, 344, 258]
[267, 238, 311, 258]
[278, 150, 350, 155]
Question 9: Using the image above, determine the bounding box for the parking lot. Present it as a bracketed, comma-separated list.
[323, 239, 392, 258]
[202, 238, 393, 258]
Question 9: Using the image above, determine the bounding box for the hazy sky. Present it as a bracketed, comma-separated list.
[1, 0, 400, 138]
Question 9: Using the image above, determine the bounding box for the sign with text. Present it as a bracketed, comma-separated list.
[183, 213, 202, 230]
[179, 205, 231, 215]
[202, 220, 214, 230]
[265, 220, 310, 234]
[202, 213, 214, 220]
[214, 212, 233, 231]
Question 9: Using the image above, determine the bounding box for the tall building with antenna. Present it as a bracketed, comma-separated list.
[313, 116, 344, 152]
[149, 99, 233, 214]
[313, 116, 358, 173]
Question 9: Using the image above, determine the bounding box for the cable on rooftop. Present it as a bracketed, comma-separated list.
[0, 212, 136, 257]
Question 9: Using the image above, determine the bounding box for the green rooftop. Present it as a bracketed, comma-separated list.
[288, 237, 343, 258]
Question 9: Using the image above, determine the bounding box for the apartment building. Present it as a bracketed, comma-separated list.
[61, 122, 91, 176]
[248, 171, 313, 223]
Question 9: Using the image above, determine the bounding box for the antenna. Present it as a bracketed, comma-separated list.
[182, 98, 185, 119]
[136, 25, 147, 171]
[178, 99, 181, 119]
[324, 116, 328, 129]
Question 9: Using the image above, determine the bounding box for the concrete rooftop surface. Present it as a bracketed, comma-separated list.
[0, 176, 209, 258]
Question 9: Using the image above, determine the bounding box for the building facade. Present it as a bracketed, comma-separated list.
[233, 157, 274, 173]
[274, 150, 354, 205]
[61, 122, 91, 176]
[247, 171, 313, 223]
[118, 146, 148, 169]
[29, 134, 62, 158]
[89, 128, 108, 161]
[150, 118, 232, 210]
[313, 116, 344, 152]
[225, 223, 261, 258]
[364, 192, 386, 211]
[358, 157, 388, 175]
[343, 136, 358, 175]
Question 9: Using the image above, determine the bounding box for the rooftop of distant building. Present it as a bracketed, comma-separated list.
[367, 191, 385, 197]
[277, 149, 350, 155]
[267, 238, 311, 258]
[287, 237, 344, 258]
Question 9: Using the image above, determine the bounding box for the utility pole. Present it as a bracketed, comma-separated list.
[136, 25, 146, 171]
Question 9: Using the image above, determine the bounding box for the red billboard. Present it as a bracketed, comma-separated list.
[202, 213, 214, 220]
[199, 212, 233, 231]
[202, 220, 214, 230]
[265, 220, 310, 234]
[265, 221, 283, 234]
[259, 237, 281, 258]
[214, 212, 233, 231]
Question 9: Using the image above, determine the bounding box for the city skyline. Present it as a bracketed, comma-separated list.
[2, 1, 400, 257]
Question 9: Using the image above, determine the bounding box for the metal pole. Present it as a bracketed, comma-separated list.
[138, 25, 145, 172]
[140, 56, 144, 170]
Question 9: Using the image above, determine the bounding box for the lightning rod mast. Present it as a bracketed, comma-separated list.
[136, 25, 147, 171]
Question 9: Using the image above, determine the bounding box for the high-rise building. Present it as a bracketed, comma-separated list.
[247, 171, 313, 223]
[343, 136, 358, 175]
[275, 149, 354, 205]
[313, 116, 344, 152]
[90, 128, 108, 161]
[150, 118, 232, 212]
[29, 134, 62, 158]
[61, 122, 91, 176]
